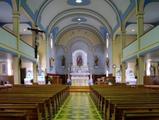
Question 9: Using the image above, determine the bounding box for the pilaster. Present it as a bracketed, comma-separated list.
[12, 5, 20, 84]
[136, 0, 145, 85]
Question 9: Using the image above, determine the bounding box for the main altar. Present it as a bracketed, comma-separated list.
[70, 66, 90, 86]
[69, 49, 92, 86]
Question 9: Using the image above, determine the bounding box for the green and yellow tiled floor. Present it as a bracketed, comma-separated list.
[54, 92, 102, 120]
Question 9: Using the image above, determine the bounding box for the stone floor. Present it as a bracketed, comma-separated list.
[54, 92, 102, 120]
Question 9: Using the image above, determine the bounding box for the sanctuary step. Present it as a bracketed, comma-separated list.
[68, 86, 91, 92]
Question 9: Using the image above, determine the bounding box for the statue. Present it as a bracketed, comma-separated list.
[61, 55, 65, 66]
[77, 55, 83, 67]
[94, 56, 99, 66]
[150, 65, 155, 76]
[49, 57, 54, 67]
[106, 57, 109, 68]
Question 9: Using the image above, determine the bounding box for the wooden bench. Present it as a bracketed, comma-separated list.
[91, 85, 159, 120]
[0, 85, 69, 120]
[0, 110, 29, 120]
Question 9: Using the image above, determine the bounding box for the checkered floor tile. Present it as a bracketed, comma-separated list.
[54, 92, 102, 120]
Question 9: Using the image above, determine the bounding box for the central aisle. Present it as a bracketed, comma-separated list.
[54, 92, 102, 120]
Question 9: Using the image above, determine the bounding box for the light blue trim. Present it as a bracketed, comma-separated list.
[100, 27, 108, 40]
[51, 27, 59, 39]
[21, 1, 37, 21]
[121, 0, 135, 21]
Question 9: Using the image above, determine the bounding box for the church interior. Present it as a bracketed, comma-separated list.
[1, 0, 159, 120]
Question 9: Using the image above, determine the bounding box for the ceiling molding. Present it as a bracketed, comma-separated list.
[104, 0, 122, 28]
[35, 0, 122, 34]
[36, 0, 121, 25]
[46, 8, 112, 35]
[11, 0, 17, 11]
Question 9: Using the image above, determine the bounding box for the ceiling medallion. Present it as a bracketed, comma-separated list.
[67, 0, 91, 6]
[72, 17, 87, 23]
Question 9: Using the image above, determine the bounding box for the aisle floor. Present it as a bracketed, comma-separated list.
[54, 92, 102, 120]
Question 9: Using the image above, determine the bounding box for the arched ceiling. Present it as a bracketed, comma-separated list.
[2, 0, 159, 41]
[58, 28, 102, 46]
[49, 14, 105, 38]
[128, 2, 159, 23]
[56, 24, 104, 43]
[21, 0, 135, 38]
[0, 1, 12, 23]
[116, 1, 159, 36]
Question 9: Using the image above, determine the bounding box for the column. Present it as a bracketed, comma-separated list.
[33, 63, 38, 83]
[120, 24, 126, 83]
[136, 0, 144, 85]
[136, 57, 145, 84]
[46, 35, 50, 73]
[121, 63, 126, 83]
[12, 8, 20, 84]
[12, 56, 21, 84]
[136, 0, 144, 40]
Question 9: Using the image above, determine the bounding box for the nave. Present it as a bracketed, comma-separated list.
[1, 84, 159, 120]
[54, 93, 102, 120]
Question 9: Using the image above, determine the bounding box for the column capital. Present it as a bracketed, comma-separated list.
[136, 12, 144, 16]
[13, 11, 20, 17]
[121, 30, 126, 35]
[136, 12, 144, 20]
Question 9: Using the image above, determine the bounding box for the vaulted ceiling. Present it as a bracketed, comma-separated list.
[0, 0, 159, 41]
[22, 0, 134, 38]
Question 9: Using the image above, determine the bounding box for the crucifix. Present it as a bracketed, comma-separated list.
[27, 27, 45, 59]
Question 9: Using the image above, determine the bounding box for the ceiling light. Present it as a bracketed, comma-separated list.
[77, 18, 81, 21]
[76, 0, 82, 3]
[24, 29, 26, 31]
[131, 29, 135, 32]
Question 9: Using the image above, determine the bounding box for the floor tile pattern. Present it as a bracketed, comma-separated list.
[54, 92, 102, 120]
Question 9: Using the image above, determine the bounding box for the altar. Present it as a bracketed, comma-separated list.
[69, 49, 91, 86]
[70, 72, 90, 86]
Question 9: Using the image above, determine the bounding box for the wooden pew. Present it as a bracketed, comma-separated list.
[0, 97, 48, 120]
[111, 103, 159, 120]
[0, 85, 69, 120]
[0, 104, 41, 120]
[90, 85, 159, 120]
[123, 111, 159, 120]
[0, 110, 29, 120]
